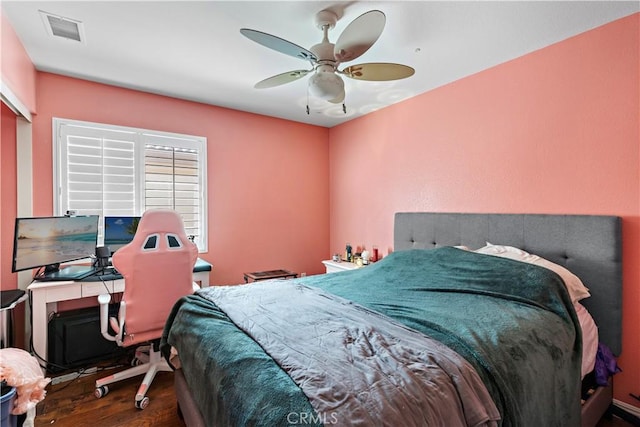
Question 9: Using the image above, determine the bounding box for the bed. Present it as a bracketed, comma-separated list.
[161, 213, 622, 427]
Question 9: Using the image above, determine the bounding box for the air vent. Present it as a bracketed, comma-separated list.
[39, 10, 85, 43]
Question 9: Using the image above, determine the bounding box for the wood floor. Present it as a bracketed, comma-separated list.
[35, 362, 637, 427]
[35, 361, 183, 427]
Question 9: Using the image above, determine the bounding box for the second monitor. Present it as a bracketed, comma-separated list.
[104, 216, 140, 255]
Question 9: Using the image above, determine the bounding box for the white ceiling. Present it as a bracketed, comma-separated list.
[3, 1, 638, 128]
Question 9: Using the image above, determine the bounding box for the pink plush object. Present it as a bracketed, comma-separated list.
[0, 348, 51, 415]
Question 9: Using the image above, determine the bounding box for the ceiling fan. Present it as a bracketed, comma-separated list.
[240, 9, 415, 113]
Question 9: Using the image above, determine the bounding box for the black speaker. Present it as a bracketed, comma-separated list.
[95, 246, 110, 268]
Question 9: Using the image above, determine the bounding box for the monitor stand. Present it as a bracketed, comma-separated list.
[43, 263, 60, 275]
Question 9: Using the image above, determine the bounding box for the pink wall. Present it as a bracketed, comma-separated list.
[34, 73, 330, 287]
[329, 14, 639, 407]
[1, 12, 37, 113]
[0, 102, 24, 348]
[1, 102, 18, 291]
[1, 9, 29, 346]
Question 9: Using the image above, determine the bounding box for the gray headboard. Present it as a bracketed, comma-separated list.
[394, 212, 622, 355]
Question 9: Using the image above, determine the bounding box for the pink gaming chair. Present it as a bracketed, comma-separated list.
[94, 209, 198, 409]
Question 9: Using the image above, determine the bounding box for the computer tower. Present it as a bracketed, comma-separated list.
[47, 304, 127, 373]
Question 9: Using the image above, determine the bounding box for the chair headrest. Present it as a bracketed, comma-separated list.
[136, 209, 187, 235]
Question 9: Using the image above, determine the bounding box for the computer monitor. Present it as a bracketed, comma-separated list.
[104, 216, 140, 254]
[12, 215, 99, 278]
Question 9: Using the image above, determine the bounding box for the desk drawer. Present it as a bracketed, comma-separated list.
[45, 284, 81, 302]
[82, 281, 115, 297]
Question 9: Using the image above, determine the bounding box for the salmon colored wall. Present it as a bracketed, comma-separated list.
[0, 102, 24, 348]
[1, 12, 37, 113]
[329, 14, 639, 407]
[33, 73, 330, 292]
[1, 102, 18, 291]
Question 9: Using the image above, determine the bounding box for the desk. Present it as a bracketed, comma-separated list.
[28, 259, 211, 364]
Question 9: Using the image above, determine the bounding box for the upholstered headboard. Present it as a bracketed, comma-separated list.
[394, 213, 623, 355]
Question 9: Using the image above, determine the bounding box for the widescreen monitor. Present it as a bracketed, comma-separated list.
[12, 215, 99, 274]
[104, 216, 140, 254]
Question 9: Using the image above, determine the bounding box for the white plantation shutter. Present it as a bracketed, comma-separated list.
[143, 133, 202, 244]
[58, 125, 137, 217]
[54, 118, 207, 251]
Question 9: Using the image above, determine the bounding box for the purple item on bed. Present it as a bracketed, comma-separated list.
[594, 343, 621, 386]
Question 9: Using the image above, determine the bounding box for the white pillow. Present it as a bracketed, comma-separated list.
[475, 243, 591, 302]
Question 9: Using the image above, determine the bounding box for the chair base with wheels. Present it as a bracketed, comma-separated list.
[94, 340, 171, 409]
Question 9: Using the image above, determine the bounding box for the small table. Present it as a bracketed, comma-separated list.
[1, 289, 28, 348]
[243, 269, 298, 283]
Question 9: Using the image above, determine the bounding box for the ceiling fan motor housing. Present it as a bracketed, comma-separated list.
[310, 42, 336, 65]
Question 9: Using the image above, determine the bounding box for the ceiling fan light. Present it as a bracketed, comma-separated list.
[308, 72, 344, 101]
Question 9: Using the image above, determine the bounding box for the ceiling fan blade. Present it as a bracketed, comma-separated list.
[240, 28, 317, 63]
[341, 63, 415, 81]
[254, 69, 312, 89]
[328, 89, 345, 104]
[334, 10, 386, 63]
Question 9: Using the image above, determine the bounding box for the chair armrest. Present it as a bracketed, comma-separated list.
[97, 295, 127, 346]
[97, 294, 116, 342]
[116, 301, 126, 346]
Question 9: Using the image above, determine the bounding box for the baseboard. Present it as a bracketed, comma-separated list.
[614, 399, 640, 417]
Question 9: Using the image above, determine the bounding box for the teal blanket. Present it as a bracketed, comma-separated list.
[161, 247, 582, 426]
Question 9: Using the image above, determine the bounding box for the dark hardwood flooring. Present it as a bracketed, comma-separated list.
[600, 414, 640, 427]
[35, 361, 636, 427]
[35, 361, 183, 427]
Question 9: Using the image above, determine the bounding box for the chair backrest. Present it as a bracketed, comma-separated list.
[112, 209, 198, 346]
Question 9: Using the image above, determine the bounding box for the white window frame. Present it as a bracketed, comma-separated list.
[52, 117, 208, 252]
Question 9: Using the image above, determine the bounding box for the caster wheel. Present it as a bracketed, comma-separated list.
[131, 357, 142, 367]
[135, 396, 150, 410]
[94, 385, 109, 398]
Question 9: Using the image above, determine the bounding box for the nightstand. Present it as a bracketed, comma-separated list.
[322, 260, 360, 274]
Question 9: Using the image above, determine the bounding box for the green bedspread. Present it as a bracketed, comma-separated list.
[161, 247, 582, 427]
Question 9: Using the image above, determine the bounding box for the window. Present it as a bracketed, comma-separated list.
[53, 118, 207, 251]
